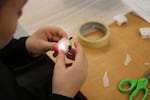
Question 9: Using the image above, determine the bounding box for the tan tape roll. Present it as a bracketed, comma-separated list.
[76, 21, 110, 48]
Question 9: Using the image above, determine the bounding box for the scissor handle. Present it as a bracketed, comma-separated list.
[118, 78, 149, 100]
[118, 79, 137, 92]
[130, 78, 148, 100]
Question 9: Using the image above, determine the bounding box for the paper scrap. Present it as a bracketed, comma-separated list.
[103, 72, 110, 87]
[124, 53, 132, 66]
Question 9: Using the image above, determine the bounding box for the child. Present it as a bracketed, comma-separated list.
[0, 0, 88, 100]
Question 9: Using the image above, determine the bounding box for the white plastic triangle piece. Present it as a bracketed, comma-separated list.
[103, 72, 110, 87]
[124, 53, 132, 66]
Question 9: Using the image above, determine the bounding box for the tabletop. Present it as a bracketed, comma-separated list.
[47, 12, 150, 100]
[80, 13, 150, 100]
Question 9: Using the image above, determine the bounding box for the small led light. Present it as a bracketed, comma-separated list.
[58, 42, 67, 52]
[57, 37, 72, 53]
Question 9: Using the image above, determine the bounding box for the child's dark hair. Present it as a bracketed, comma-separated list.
[0, 0, 7, 9]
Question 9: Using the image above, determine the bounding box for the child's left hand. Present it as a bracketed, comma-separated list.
[25, 26, 68, 57]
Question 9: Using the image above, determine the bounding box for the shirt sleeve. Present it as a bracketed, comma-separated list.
[50, 94, 73, 100]
[0, 37, 38, 69]
[0, 37, 74, 100]
[0, 61, 73, 100]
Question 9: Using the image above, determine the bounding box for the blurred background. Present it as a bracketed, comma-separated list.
[15, 0, 131, 37]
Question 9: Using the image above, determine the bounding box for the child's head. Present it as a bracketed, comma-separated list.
[0, 0, 28, 48]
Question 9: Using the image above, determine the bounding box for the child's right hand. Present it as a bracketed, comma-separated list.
[52, 41, 88, 98]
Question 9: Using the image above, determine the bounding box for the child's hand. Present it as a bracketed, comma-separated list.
[25, 26, 67, 57]
[52, 41, 88, 98]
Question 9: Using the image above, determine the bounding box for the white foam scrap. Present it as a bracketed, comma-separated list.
[139, 27, 150, 39]
[103, 72, 110, 87]
[113, 14, 127, 26]
[124, 53, 132, 66]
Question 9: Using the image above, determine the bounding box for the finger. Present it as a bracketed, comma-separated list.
[55, 50, 66, 69]
[53, 44, 59, 51]
[74, 41, 84, 58]
[52, 44, 61, 57]
[51, 35, 63, 42]
[52, 27, 68, 38]
[41, 41, 56, 51]
[46, 26, 68, 39]
[40, 26, 68, 42]
[74, 41, 88, 68]
[58, 30, 68, 38]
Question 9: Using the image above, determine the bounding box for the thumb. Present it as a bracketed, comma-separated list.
[41, 41, 56, 50]
[55, 50, 65, 69]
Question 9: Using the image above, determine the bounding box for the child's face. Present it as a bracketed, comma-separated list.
[0, 0, 28, 48]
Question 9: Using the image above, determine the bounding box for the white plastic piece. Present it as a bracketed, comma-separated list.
[124, 53, 132, 66]
[113, 14, 127, 26]
[103, 72, 110, 87]
[139, 27, 150, 39]
[144, 63, 150, 66]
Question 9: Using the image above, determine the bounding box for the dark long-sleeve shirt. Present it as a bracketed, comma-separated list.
[0, 37, 73, 100]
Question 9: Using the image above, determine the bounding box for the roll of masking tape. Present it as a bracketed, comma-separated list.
[76, 21, 110, 48]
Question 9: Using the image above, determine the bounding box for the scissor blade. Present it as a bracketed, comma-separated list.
[145, 71, 150, 80]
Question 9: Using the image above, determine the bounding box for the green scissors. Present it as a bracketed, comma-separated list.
[118, 71, 150, 100]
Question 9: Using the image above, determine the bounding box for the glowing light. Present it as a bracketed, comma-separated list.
[58, 42, 67, 52]
[57, 37, 72, 53]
